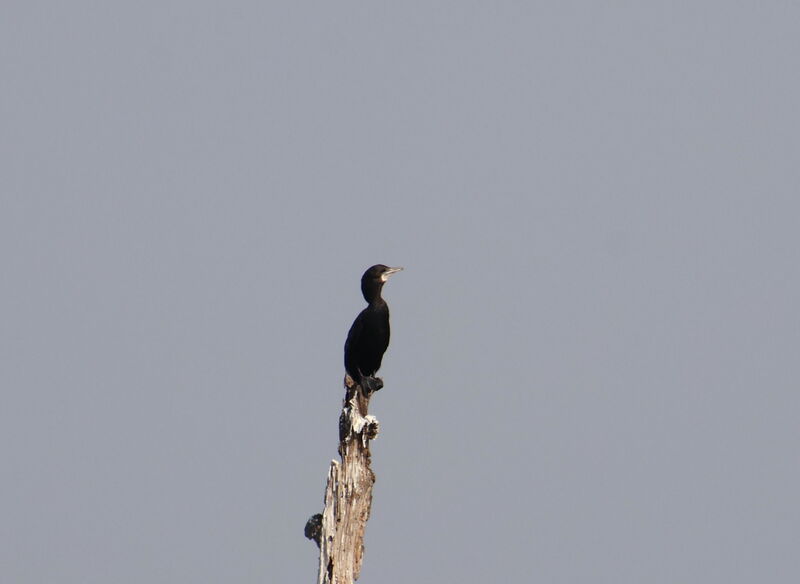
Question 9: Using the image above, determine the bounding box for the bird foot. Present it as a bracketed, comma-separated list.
[361, 376, 384, 394]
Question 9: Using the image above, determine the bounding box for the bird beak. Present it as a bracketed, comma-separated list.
[382, 267, 403, 281]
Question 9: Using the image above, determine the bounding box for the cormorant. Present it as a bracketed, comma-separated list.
[344, 264, 403, 392]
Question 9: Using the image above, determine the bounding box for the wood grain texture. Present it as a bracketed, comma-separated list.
[308, 375, 380, 584]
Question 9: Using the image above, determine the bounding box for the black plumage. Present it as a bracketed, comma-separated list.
[344, 264, 403, 392]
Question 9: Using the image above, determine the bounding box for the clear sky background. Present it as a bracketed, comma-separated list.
[2, 3, 799, 583]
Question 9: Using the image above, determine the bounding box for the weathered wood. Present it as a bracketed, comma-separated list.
[306, 375, 381, 584]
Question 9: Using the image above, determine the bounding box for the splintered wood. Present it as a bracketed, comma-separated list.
[310, 377, 380, 584]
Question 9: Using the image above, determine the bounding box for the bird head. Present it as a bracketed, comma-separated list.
[363, 264, 403, 283]
[361, 264, 403, 301]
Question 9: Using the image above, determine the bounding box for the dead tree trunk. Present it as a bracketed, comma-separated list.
[305, 375, 381, 584]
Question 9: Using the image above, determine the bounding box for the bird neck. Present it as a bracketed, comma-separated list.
[361, 281, 385, 305]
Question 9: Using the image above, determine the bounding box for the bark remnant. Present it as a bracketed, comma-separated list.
[306, 376, 380, 584]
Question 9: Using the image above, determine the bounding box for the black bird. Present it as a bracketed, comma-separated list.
[344, 264, 403, 392]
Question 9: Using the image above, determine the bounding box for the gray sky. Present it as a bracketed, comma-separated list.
[2, 2, 799, 583]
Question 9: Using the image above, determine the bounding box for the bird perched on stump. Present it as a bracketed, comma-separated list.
[344, 264, 403, 393]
